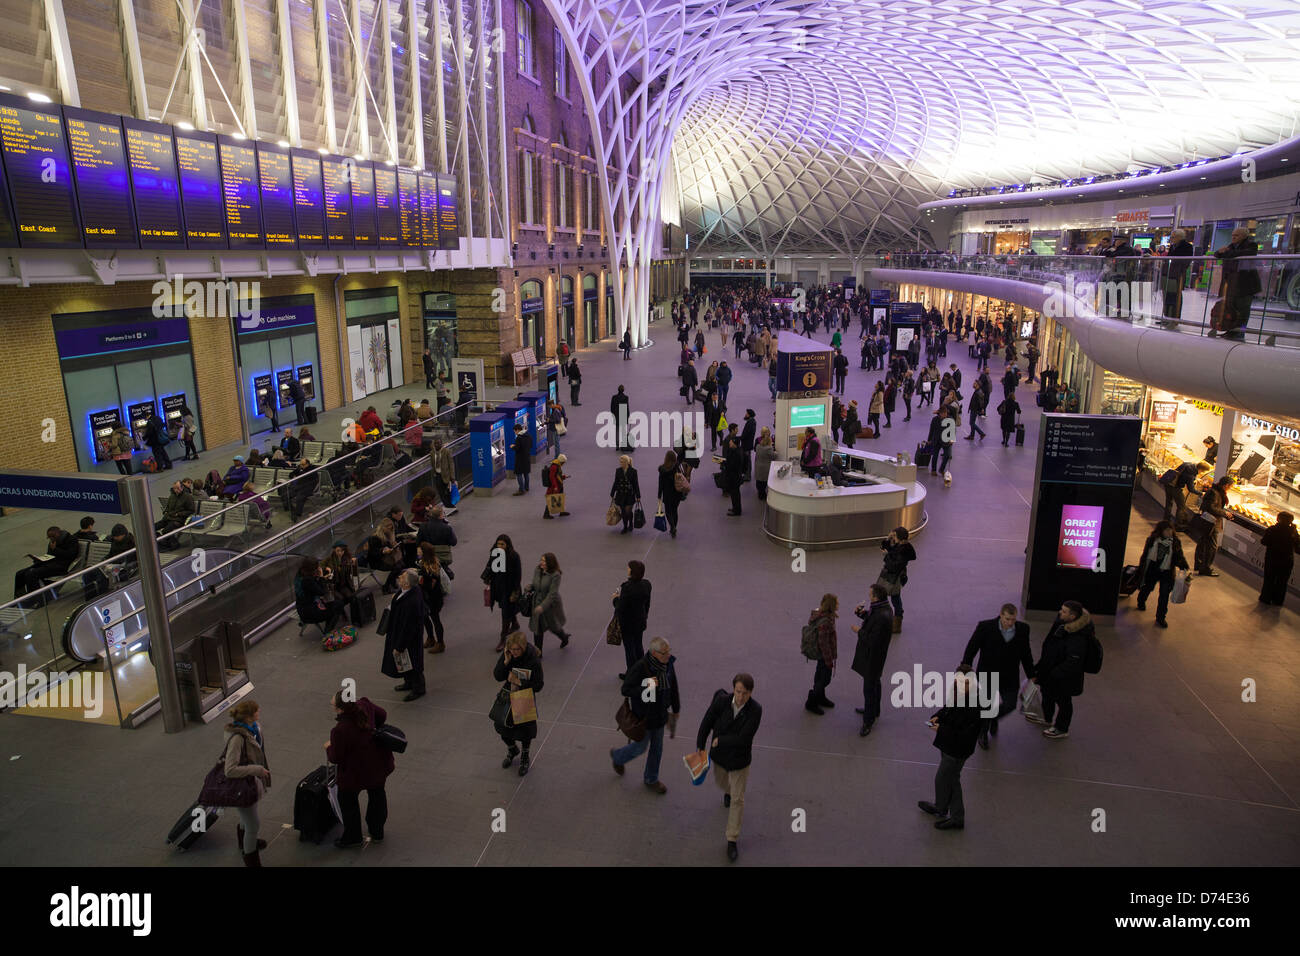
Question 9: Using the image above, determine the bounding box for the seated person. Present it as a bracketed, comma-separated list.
[268, 447, 294, 469]
[279, 427, 301, 461]
[387, 505, 419, 565]
[326, 443, 357, 493]
[220, 457, 251, 499]
[156, 479, 197, 536]
[322, 540, 360, 610]
[237, 481, 273, 527]
[294, 557, 343, 633]
[410, 487, 439, 524]
[367, 518, 405, 592]
[415, 399, 435, 422]
[279, 459, 319, 521]
[358, 405, 385, 437]
[14, 526, 79, 605]
[74, 517, 99, 542]
[245, 448, 266, 469]
[298, 425, 316, 444]
[105, 524, 138, 580]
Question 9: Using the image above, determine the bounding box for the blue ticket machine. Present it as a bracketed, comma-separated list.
[496, 400, 530, 471]
[518, 390, 549, 458]
[469, 412, 507, 494]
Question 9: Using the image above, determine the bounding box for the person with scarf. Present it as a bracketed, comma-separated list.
[482, 534, 523, 651]
[609, 637, 681, 794]
[1135, 520, 1189, 628]
[804, 594, 839, 715]
[223, 699, 271, 866]
[850, 584, 894, 736]
[381, 569, 427, 702]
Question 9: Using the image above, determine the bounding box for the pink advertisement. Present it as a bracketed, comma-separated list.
[1057, 505, 1104, 569]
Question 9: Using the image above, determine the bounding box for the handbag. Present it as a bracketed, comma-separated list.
[546, 492, 566, 515]
[439, 566, 452, 595]
[372, 723, 408, 754]
[652, 503, 668, 532]
[483, 586, 492, 608]
[489, 688, 511, 726]
[633, 503, 645, 528]
[197, 739, 260, 808]
[605, 614, 623, 646]
[554, 420, 567, 436]
[377, 606, 391, 636]
[516, 587, 535, 618]
[510, 688, 538, 724]
[874, 572, 903, 597]
[605, 500, 621, 526]
[1170, 568, 1192, 605]
[615, 698, 646, 742]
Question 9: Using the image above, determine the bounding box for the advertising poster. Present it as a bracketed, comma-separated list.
[1057, 504, 1104, 569]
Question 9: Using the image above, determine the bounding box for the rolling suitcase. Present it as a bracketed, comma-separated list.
[294, 764, 341, 843]
[1119, 564, 1141, 597]
[914, 441, 932, 468]
[304, 405, 318, 424]
[167, 802, 220, 851]
[1015, 423, 1026, 446]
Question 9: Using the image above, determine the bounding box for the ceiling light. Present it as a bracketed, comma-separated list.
[27, 91, 52, 103]
[277, 139, 290, 148]
[177, 120, 195, 131]
[317, 147, 329, 155]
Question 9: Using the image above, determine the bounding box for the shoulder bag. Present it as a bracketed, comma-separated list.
[615, 698, 646, 742]
[197, 738, 261, 808]
[605, 614, 623, 646]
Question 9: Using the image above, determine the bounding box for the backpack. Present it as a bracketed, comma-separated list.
[673, 468, 691, 496]
[1158, 468, 1178, 487]
[800, 618, 822, 661]
[1083, 632, 1103, 674]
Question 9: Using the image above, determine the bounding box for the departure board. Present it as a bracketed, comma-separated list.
[0, 93, 82, 247]
[322, 157, 353, 247]
[418, 171, 439, 248]
[374, 166, 399, 247]
[350, 160, 376, 246]
[218, 136, 263, 248]
[0, 158, 16, 247]
[63, 107, 137, 247]
[174, 130, 227, 248]
[436, 173, 458, 250]
[291, 150, 325, 248]
[256, 144, 295, 248]
[122, 119, 183, 247]
[397, 168, 420, 247]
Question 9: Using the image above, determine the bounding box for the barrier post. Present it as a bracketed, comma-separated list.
[124, 475, 184, 732]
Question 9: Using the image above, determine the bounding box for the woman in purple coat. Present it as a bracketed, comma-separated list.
[221, 455, 251, 498]
[326, 691, 395, 847]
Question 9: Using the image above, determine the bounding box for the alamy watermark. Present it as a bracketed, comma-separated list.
[0, 666, 104, 719]
[595, 407, 705, 456]
[151, 275, 261, 321]
[1042, 276, 1156, 319]
[890, 666, 1000, 718]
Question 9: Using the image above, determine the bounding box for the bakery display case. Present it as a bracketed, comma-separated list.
[1223, 412, 1300, 531]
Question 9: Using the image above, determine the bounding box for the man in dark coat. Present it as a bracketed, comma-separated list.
[851, 584, 894, 736]
[610, 385, 631, 451]
[681, 361, 699, 405]
[610, 638, 681, 794]
[832, 348, 849, 394]
[739, 409, 757, 481]
[696, 673, 763, 862]
[381, 570, 427, 701]
[960, 603, 1034, 748]
[143, 411, 173, 470]
[1030, 601, 1092, 739]
[511, 424, 532, 495]
[722, 435, 745, 517]
[14, 526, 79, 605]
[1194, 476, 1235, 576]
[613, 559, 652, 678]
[422, 348, 435, 388]
[288, 377, 307, 425]
[919, 667, 984, 830]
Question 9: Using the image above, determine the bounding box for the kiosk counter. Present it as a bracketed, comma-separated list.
[762, 448, 927, 549]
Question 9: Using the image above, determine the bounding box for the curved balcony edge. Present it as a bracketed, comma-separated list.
[869, 268, 1300, 418]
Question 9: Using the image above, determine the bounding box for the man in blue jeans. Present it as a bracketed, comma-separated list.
[610, 638, 680, 794]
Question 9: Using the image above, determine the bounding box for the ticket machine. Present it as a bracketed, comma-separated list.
[469, 412, 508, 494]
[518, 390, 549, 458]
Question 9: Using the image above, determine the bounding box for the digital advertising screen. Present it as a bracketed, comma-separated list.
[418, 171, 439, 248]
[218, 136, 263, 248]
[321, 157, 353, 247]
[174, 130, 227, 248]
[1149, 400, 1179, 425]
[397, 168, 420, 247]
[789, 403, 826, 429]
[63, 107, 137, 247]
[123, 118, 184, 248]
[290, 151, 326, 248]
[89, 408, 124, 462]
[1057, 504, 1105, 569]
[350, 160, 377, 246]
[374, 166, 399, 247]
[0, 92, 82, 247]
[255, 143, 296, 248]
[436, 173, 458, 249]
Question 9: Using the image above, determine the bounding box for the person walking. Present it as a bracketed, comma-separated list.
[609, 637, 681, 795]
[494, 631, 544, 776]
[566, 358, 582, 406]
[1029, 601, 1092, 739]
[540, 454, 570, 518]
[918, 668, 983, 831]
[610, 454, 642, 533]
[902, 371, 915, 421]
[966, 386, 987, 441]
[882, 377, 897, 428]
[753, 429, 775, 500]
[622, 329, 633, 359]
[695, 673, 762, 861]
[716, 361, 733, 406]
[878, 527, 916, 632]
[932, 406, 956, 477]
[612, 559, 652, 679]
[1259, 512, 1299, 606]
[511, 424, 532, 495]
[996, 393, 1020, 446]
[960, 603, 1034, 749]
[221, 699, 271, 866]
[1135, 520, 1189, 628]
[867, 383, 884, 437]
[804, 593, 839, 715]
[179, 404, 199, 460]
[382, 569, 427, 702]
[657, 450, 688, 537]
[850, 584, 893, 736]
[416, 543, 448, 653]
[680, 359, 699, 405]
[422, 348, 435, 388]
[482, 534, 523, 651]
[694, 328, 706, 358]
[1194, 476, 1235, 576]
[143, 409, 173, 471]
[528, 552, 571, 655]
[610, 385, 631, 451]
[326, 690, 393, 848]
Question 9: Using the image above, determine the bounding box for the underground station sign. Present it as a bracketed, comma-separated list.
[0, 471, 127, 514]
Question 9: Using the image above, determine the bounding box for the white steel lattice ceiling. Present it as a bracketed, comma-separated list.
[667, 0, 1300, 255]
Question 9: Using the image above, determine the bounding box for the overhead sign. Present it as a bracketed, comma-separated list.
[774, 332, 833, 393]
[0, 472, 127, 514]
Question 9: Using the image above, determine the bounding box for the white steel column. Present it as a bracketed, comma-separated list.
[429, 0, 448, 172]
[492, 0, 510, 242]
[44, 0, 81, 107]
[315, 0, 338, 151]
[231, 0, 258, 139]
[379, 0, 399, 162]
[118, 0, 150, 117]
[406, 0, 424, 170]
[276, 0, 301, 145]
[349, 0, 370, 157]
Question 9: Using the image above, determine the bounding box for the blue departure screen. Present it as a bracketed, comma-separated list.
[122, 118, 184, 248]
[374, 166, 399, 247]
[256, 144, 296, 248]
[0, 93, 82, 247]
[350, 160, 376, 246]
[174, 130, 227, 248]
[291, 150, 325, 248]
[218, 136, 263, 248]
[64, 107, 137, 247]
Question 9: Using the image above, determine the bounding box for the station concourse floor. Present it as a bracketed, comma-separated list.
[0, 324, 1297, 867]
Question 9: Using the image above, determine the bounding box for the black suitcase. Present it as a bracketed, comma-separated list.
[1119, 564, 1141, 597]
[304, 405, 318, 424]
[294, 764, 340, 843]
[915, 442, 932, 467]
[1015, 423, 1026, 446]
[358, 591, 377, 625]
[167, 802, 220, 851]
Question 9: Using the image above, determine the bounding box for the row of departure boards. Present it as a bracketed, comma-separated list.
[0, 92, 459, 252]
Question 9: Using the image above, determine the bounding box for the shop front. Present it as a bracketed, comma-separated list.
[559, 276, 576, 350]
[54, 307, 201, 473]
[422, 292, 457, 381]
[583, 274, 599, 344]
[345, 287, 405, 401]
[235, 294, 321, 435]
[520, 280, 544, 357]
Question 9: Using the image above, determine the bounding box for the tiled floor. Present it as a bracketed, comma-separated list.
[1, 325, 1297, 867]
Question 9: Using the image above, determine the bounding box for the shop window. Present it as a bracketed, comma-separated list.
[422, 292, 458, 381]
[553, 26, 568, 97]
[516, 0, 535, 77]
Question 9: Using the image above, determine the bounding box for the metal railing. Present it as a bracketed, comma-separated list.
[873, 253, 1300, 348]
